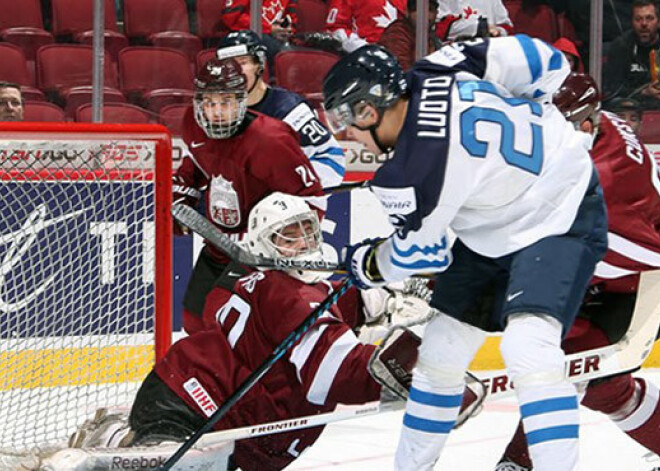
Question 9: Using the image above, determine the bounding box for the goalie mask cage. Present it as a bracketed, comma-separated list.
[0, 123, 172, 459]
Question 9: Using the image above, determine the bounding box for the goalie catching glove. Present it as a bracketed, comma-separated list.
[368, 325, 487, 428]
[358, 283, 434, 344]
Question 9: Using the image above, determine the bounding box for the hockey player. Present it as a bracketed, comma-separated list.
[324, 0, 408, 53]
[174, 56, 324, 334]
[323, 38, 608, 471]
[216, 30, 346, 189]
[495, 74, 660, 470]
[62, 193, 454, 471]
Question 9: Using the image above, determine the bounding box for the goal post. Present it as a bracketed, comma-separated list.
[0, 122, 172, 454]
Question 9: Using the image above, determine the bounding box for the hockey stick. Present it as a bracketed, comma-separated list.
[477, 269, 660, 400]
[171, 204, 346, 272]
[323, 180, 370, 195]
[159, 277, 355, 470]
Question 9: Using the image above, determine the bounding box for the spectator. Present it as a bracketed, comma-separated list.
[436, 0, 513, 42]
[553, 37, 583, 72]
[0, 83, 24, 122]
[607, 97, 644, 134]
[378, 0, 439, 71]
[324, 0, 407, 53]
[602, 0, 660, 108]
[219, 0, 298, 72]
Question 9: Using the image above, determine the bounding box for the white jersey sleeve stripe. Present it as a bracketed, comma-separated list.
[290, 321, 330, 382]
[608, 232, 660, 267]
[305, 330, 360, 405]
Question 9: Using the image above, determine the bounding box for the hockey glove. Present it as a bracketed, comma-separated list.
[344, 238, 387, 290]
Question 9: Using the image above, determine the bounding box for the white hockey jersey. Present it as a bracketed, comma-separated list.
[372, 35, 595, 281]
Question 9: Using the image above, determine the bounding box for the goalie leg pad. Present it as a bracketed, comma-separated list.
[368, 325, 421, 400]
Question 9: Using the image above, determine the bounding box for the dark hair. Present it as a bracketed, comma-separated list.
[0, 82, 22, 94]
[606, 97, 642, 116]
[407, 0, 438, 13]
[632, 0, 660, 17]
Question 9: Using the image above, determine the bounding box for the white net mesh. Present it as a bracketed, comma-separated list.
[0, 131, 171, 456]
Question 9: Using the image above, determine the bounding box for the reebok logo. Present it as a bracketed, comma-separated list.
[506, 290, 524, 302]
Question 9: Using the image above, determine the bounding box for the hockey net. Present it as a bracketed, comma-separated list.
[0, 123, 172, 463]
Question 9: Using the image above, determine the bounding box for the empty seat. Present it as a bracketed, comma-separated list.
[0, 43, 43, 99]
[118, 47, 194, 108]
[75, 102, 153, 124]
[51, 0, 129, 61]
[297, 0, 329, 33]
[23, 101, 65, 122]
[0, 0, 54, 64]
[62, 87, 127, 120]
[274, 50, 339, 96]
[640, 111, 660, 144]
[159, 103, 190, 136]
[512, 4, 559, 44]
[37, 44, 120, 103]
[503, 0, 522, 21]
[196, 0, 227, 46]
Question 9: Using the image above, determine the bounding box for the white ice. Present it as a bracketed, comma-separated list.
[288, 370, 660, 471]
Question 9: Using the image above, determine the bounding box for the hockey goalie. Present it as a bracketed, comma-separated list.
[32, 193, 485, 471]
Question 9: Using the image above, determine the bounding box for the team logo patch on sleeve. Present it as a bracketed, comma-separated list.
[183, 378, 219, 417]
[209, 174, 241, 228]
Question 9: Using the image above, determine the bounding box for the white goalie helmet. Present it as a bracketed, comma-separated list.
[246, 192, 328, 283]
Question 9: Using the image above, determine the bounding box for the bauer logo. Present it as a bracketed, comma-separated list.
[184, 378, 219, 417]
[0, 181, 156, 337]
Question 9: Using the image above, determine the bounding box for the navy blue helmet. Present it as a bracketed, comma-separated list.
[322, 45, 406, 133]
[218, 30, 267, 73]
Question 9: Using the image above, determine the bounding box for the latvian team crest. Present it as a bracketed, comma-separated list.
[209, 174, 241, 228]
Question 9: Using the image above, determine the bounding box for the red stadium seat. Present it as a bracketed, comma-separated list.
[62, 87, 127, 120]
[150, 31, 202, 66]
[274, 50, 339, 96]
[196, 0, 228, 45]
[118, 47, 194, 107]
[0, 43, 43, 99]
[159, 103, 190, 136]
[37, 44, 119, 103]
[640, 111, 660, 144]
[75, 103, 153, 124]
[23, 101, 65, 122]
[0, 0, 54, 66]
[297, 0, 329, 33]
[512, 4, 559, 43]
[51, 0, 129, 61]
[503, 0, 522, 22]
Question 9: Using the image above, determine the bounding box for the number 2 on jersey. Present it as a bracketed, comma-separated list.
[458, 80, 544, 175]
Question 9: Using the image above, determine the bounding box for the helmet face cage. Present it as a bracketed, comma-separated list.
[194, 90, 248, 139]
[193, 57, 248, 139]
[258, 213, 322, 260]
[246, 193, 326, 283]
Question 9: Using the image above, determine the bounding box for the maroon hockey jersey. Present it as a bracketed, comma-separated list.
[155, 271, 380, 470]
[174, 109, 323, 265]
[592, 111, 660, 292]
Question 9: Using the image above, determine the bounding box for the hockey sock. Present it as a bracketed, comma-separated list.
[395, 372, 463, 471]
